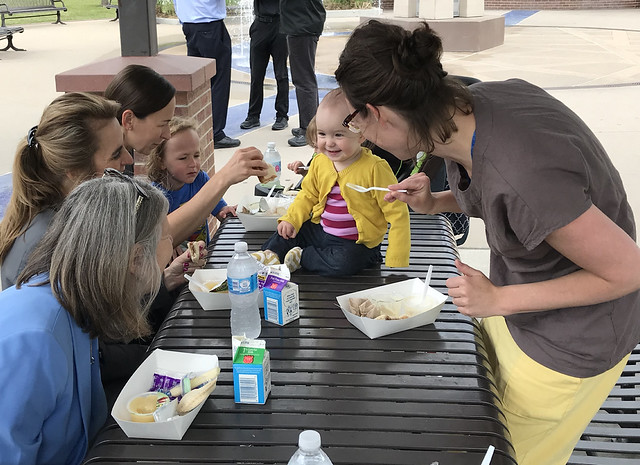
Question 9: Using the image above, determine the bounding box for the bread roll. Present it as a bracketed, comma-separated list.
[259, 164, 277, 183]
[187, 241, 201, 263]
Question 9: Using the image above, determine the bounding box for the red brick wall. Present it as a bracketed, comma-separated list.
[380, 0, 640, 9]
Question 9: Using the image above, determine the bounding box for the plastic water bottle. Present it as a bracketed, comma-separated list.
[227, 241, 261, 339]
[262, 141, 281, 187]
[287, 430, 333, 465]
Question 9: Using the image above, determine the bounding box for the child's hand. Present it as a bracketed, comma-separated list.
[216, 205, 237, 221]
[277, 221, 297, 239]
[288, 160, 308, 175]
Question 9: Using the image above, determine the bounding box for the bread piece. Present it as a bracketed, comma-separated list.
[359, 300, 379, 319]
[187, 241, 201, 263]
[348, 298, 366, 315]
[259, 164, 277, 183]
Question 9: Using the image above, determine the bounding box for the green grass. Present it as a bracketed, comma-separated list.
[2, 0, 114, 26]
[3, 0, 371, 26]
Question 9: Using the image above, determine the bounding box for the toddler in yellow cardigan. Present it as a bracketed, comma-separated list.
[255, 88, 410, 276]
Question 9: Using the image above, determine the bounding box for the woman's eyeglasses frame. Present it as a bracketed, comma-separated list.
[102, 168, 148, 214]
[342, 108, 361, 134]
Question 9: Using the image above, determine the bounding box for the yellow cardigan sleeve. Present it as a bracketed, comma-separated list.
[373, 160, 411, 268]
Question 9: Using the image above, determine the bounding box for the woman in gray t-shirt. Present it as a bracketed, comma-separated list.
[335, 20, 640, 465]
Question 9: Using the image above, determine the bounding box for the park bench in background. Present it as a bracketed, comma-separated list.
[0, 25, 23, 51]
[0, 0, 66, 27]
[103, 0, 117, 21]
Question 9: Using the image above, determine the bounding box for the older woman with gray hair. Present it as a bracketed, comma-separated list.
[0, 174, 172, 465]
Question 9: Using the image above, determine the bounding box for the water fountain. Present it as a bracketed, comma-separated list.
[361, 0, 504, 52]
[234, 0, 253, 68]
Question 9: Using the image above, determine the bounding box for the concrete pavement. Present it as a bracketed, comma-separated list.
[1, 8, 639, 273]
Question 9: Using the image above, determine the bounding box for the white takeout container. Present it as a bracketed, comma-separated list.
[336, 278, 447, 339]
[189, 268, 263, 310]
[236, 195, 293, 231]
[112, 349, 219, 440]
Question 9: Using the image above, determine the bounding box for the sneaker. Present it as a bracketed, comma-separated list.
[240, 116, 260, 129]
[251, 250, 281, 266]
[288, 134, 307, 147]
[214, 136, 241, 149]
[272, 116, 288, 131]
[291, 127, 304, 137]
[284, 246, 302, 273]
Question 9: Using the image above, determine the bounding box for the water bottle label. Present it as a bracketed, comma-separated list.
[228, 274, 258, 295]
[273, 161, 281, 174]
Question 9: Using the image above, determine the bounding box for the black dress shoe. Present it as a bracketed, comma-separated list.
[214, 136, 241, 149]
[288, 134, 307, 147]
[272, 116, 288, 131]
[240, 117, 260, 129]
[291, 127, 305, 137]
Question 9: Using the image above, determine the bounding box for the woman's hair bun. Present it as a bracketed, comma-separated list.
[392, 23, 446, 84]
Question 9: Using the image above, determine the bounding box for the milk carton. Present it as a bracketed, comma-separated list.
[262, 266, 299, 325]
[232, 339, 271, 404]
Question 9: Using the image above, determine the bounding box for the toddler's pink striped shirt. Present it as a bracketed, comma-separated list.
[320, 184, 358, 240]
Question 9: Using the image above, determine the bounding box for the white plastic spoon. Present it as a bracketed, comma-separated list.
[184, 273, 209, 293]
[422, 264, 433, 301]
[480, 445, 495, 465]
[259, 185, 277, 211]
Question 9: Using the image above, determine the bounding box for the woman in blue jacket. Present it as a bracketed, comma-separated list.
[0, 174, 172, 465]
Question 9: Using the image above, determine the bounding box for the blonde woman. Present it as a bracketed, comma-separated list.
[0, 92, 131, 290]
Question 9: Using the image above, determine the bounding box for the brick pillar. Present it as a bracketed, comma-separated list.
[55, 55, 216, 178]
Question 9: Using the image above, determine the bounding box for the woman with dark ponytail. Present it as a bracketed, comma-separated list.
[336, 20, 640, 465]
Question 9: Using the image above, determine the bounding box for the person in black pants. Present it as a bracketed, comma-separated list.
[174, 0, 240, 149]
[240, 0, 289, 132]
[279, 0, 326, 147]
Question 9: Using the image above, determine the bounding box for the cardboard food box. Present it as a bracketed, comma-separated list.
[112, 349, 219, 440]
[236, 195, 294, 231]
[232, 339, 271, 404]
[335, 278, 447, 339]
[262, 265, 299, 326]
[189, 268, 264, 310]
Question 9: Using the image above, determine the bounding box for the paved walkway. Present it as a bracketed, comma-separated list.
[1, 8, 639, 272]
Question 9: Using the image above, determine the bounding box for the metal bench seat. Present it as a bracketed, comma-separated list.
[0, 0, 67, 27]
[0, 24, 23, 51]
[569, 344, 640, 464]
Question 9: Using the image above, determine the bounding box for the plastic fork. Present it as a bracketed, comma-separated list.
[346, 182, 407, 193]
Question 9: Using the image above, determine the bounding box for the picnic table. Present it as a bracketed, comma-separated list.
[83, 213, 516, 464]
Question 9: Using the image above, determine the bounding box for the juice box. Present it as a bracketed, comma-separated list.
[262, 272, 299, 326]
[232, 341, 271, 404]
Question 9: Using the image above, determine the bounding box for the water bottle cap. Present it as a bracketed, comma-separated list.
[234, 241, 248, 253]
[267, 141, 276, 149]
[298, 430, 321, 451]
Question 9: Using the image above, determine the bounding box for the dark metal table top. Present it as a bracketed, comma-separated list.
[84, 214, 516, 465]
